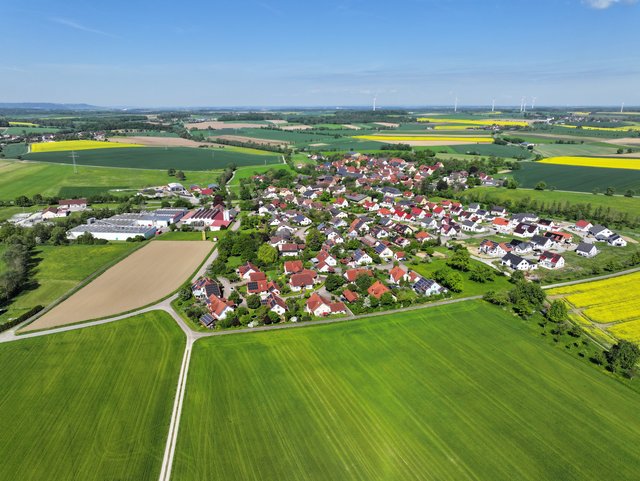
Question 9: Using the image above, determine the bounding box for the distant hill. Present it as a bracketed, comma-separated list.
[0, 102, 102, 111]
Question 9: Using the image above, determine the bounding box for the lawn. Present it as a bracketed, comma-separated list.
[23, 146, 280, 170]
[0, 311, 184, 481]
[173, 300, 640, 481]
[0, 159, 221, 199]
[410, 256, 511, 297]
[0, 243, 138, 325]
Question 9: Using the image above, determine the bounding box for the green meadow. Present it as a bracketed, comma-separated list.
[173, 301, 640, 481]
[0, 159, 221, 199]
[23, 146, 280, 170]
[0, 311, 184, 481]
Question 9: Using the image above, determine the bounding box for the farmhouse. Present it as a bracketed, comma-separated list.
[58, 198, 88, 211]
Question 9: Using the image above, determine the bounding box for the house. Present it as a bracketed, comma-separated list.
[315, 250, 337, 267]
[530, 235, 555, 251]
[415, 231, 432, 243]
[279, 243, 303, 257]
[539, 251, 565, 270]
[237, 262, 261, 280]
[264, 293, 287, 316]
[479, 239, 510, 257]
[590, 225, 614, 241]
[58, 198, 88, 211]
[207, 294, 235, 322]
[368, 280, 391, 299]
[508, 239, 533, 254]
[289, 270, 318, 291]
[192, 277, 223, 300]
[491, 217, 511, 234]
[389, 265, 409, 284]
[333, 197, 348, 208]
[342, 289, 359, 303]
[574, 220, 593, 232]
[412, 277, 445, 296]
[576, 242, 598, 258]
[353, 249, 373, 265]
[284, 260, 304, 275]
[394, 251, 407, 261]
[373, 242, 394, 259]
[544, 231, 573, 244]
[513, 223, 539, 238]
[608, 234, 627, 247]
[41, 207, 68, 219]
[344, 268, 373, 283]
[501, 252, 537, 271]
[461, 219, 485, 233]
[306, 293, 348, 317]
[247, 279, 280, 298]
[491, 206, 507, 216]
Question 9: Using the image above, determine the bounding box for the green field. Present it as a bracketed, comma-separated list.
[0, 311, 184, 481]
[0, 243, 138, 325]
[23, 146, 280, 170]
[2, 126, 61, 135]
[0, 160, 221, 199]
[509, 161, 640, 193]
[157, 231, 211, 241]
[463, 186, 640, 219]
[534, 142, 632, 158]
[173, 301, 640, 481]
[1, 142, 28, 157]
[451, 143, 533, 158]
[227, 163, 294, 192]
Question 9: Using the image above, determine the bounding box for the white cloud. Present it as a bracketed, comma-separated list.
[583, 0, 638, 9]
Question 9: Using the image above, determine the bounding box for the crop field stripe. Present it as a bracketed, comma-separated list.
[540, 156, 640, 170]
[0, 311, 184, 481]
[173, 301, 640, 481]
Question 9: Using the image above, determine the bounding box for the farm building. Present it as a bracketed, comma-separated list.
[67, 219, 156, 241]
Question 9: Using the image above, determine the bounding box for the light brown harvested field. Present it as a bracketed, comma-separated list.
[185, 121, 266, 130]
[109, 136, 210, 148]
[22, 241, 212, 332]
[608, 137, 640, 146]
[279, 124, 312, 130]
[266, 119, 287, 125]
[214, 134, 290, 146]
[342, 124, 361, 130]
[373, 121, 400, 128]
[309, 142, 328, 147]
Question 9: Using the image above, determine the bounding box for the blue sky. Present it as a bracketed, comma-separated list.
[1, 0, 639, 107]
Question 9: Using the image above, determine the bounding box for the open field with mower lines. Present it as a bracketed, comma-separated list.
[539, 156, 640, 170]
[0, 159, 222, 199]
[0, 243, 139, 327]
[23, 240, 212, 331]
[173, 301, 640, 481]
[0, 311, 184, 481]
[23, 146, 280, 170]
[550, 272, 640, 325]
[30, 139, 143, 152]
[509, 162, 640, 193]
[533, 142, 633, 158]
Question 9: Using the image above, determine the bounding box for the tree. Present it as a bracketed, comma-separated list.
[380, 291, 395, 306]
[229, 290, 241, 304]
[355, 274, 374, 293]
[436, 179, 449, 191]
[510, 270, 525, 284]
[167, 168, 176, 176]
[469, 264, 495, 283]
[175, 170, 186, 181]
[447, 248, 471, 272]
[257, 244, 278, 266]
[606, 340, 640, 373]
[50, 226, 68, 245]
[546, 300, 568, 323]
[325, 274, 345, 292]
[240, 184, 252, 201]
[617, 148, 624, 154]
[434, 267, 463, 292]
[534, 181, 546, 191]
[625, 190, 635, 198]
[179, 286, 192, 301]
[605, 186, 615, 196]
[246, 294, 261, 309]
[483, 290, 509, 306]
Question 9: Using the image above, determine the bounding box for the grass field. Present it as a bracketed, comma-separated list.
[173, 300, 640, 481]
[451, 143, 533, 158]
[534, 142, 631, 158]
[539, 156, 640, 170]
[509, 161, 640, 193]
[550, 272, 640, 325]
[0, 159, 221, 199]
[353, 135, 494, 143]
[0, 243, 138, 326]
[30, 139, 143, 152]
[0, 311, 184, 481]
[24, 146, 280, 170]
[157, 230, 211, 241]
[226, 163, 293, 192]
[2, 126, 61, 135]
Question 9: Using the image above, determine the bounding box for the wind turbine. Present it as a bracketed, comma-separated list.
[454, 96, 458, 113]
[373, 95, 377, 112]
[531, 97, 537, 111]
[621, 102, 625, 113]
[491, 98, 496, 113]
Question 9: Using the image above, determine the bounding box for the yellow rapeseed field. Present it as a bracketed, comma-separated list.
[9, 121, 38, 127]
[30, 140, 143, 153]
[550, 272, 640, 325]
[539, 156, 640, 171]
[558, 124, 640, 132]
[607, 319, 640, 343]
[417, 118, 529, 127]
[354, 135, 493, 143]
